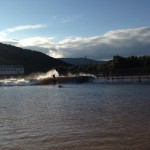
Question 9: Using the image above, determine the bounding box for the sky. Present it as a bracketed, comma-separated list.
[0, 0, 150, 60]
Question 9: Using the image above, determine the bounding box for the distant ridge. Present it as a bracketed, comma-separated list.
[59, 58, 105, 66]
[0, 43, 70, 75]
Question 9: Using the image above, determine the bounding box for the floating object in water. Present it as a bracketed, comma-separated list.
[58, 84, 63, 88]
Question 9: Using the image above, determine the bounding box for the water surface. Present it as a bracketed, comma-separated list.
[0, 83, 150, 150]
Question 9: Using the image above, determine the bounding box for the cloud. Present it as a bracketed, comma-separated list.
[17, 36, 54, 47]
[5, 24, 47, 33]
[1, 26, 150, 60]
[50, 15, 82, 25]
[49, 27, 150, 60]
[0, 24, 47, 38]
[0, 32, 6, 37]
[60, 15, 82, 24]
[16, 36, 55, 54]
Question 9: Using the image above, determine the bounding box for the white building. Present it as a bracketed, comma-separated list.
[0, 65, 24, 75]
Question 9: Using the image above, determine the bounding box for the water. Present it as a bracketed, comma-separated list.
[0, 83, 150, 150]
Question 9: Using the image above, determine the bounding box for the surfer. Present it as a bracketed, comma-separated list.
[52, 74, 57, 85]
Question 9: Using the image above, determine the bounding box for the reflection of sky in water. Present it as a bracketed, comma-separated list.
[0, 83, 150, 150]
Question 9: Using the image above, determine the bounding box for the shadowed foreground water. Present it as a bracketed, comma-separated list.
[0, 83, 150, 150]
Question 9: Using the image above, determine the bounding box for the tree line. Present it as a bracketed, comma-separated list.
[66, 55, 150, 76]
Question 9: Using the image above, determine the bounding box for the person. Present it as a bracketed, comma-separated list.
[52, 74, 57, 84]
[58, 84, 63, 88]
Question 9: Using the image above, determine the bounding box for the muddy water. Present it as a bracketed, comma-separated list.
[0, 83, 150, 150]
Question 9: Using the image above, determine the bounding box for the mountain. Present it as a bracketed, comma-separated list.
[59, 58, 105, 66]
[0, 43, 70, 75]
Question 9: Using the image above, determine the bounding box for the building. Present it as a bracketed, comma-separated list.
[0, 65, 24, 76]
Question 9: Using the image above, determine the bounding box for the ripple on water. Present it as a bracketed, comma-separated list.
[0, 84, 150, 149]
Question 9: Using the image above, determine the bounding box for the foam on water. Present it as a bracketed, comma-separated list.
[0, 69, 59, 86]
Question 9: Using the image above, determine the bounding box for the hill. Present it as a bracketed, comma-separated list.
[0, 43, 70, 75]
[59, 58, 105, 66]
